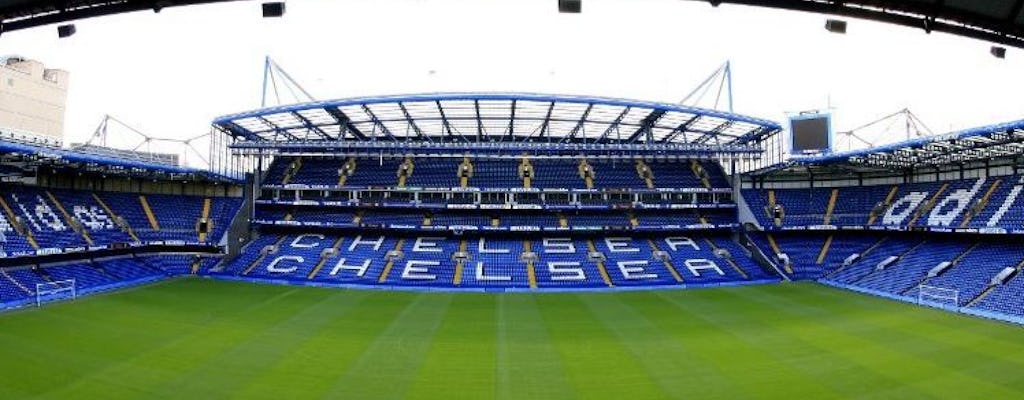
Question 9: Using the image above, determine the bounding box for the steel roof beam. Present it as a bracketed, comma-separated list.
[360, 104, 397, 141]
[627, 110, 666, 143]
[598, 106, 632, 142]
[323, 107, 367, 140]
[290, 111, 331, 140]
[397, 102, 430, 143]
[561, 103, 594, 143]
[661, 115, 702, 144]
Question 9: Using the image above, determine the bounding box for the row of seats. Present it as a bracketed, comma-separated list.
[216, 233, 773, 289]
[754, 231, 1024, 318]
[0, 254, 218, 302]
[264, 157, 730, 190]
[743, 175, 1024, 230]
[0, 184, 242, 254]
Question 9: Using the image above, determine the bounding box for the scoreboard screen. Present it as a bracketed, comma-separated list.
[790, 113, 832, 154]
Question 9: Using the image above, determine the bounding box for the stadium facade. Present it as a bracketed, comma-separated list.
[0, 91, 1022, 325]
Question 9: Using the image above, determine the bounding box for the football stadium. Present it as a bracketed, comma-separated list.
[2, 0, 1024, 398]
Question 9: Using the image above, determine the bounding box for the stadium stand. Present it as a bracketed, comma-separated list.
[214, 233, 774, 290]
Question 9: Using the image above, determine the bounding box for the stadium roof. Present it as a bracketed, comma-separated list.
[754, 118, 1024, 174]
[3, 1, 1024, 48]
[690, 0, 1024, 48]
[212, 93, 782, 152]
[0, 138, 241, 183]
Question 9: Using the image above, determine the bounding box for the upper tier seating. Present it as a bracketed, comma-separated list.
[0, 185, 240, 254]
[265, 157, 730, 190]
[743, 174, 1024, 230]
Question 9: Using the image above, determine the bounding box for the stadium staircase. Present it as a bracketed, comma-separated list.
[280, 158, 303, 185]
[92, 193, 139, 242]
[458, 157, 474, 188]
[241, 236, 288, 276]
[0, 195, 39, 249]
[189, 257, 204, 275]
[816, 235, 834, 265]
[578, 159, 595, 189]
[519, 156, 533, 188]
[960, 179, 1001, 227]
[764, 234, 791, 274]
[907, 183, 950, 227]
[307, 237, 345, 279]
[703, 238, 750, 279]
[197, 198, 212, 242]
[647, 239, 684, 283]
[138, 195, 161, 231]
[901, 242, 980, 295]
[851, 240, 928, 284]
[523, 240, 538, 289]
[867, 186, 900, 225]
[45, 191, 94, 246]
[689, 160, 713, 189]
[453, 240, 468, 285]
[585, 240, 614, 287]
[397, 156, 414, 188]
[763, 190, 784, 227]
[826, 236, 889, 279]
[636, 160, 655, 189]
[966, 256, 1024, 307]
[823, 189, 839, 225]
[1, 269, 32, 295]
[376, 239, 407, 283]
[338, 158, 356, 186]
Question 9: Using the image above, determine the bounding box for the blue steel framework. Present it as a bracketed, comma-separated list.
[745, 119, 1024, 175]
[211, 93, 778, 154]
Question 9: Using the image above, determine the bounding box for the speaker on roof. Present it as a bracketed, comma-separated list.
[262, 2, 286, 18]
[57, 24, 76, 38]
[991, 46, 1006, 59]
[825, 19, 847, 34]
[558, 0, 581, 13]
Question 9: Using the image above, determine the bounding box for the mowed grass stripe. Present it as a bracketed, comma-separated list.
[228, 290, 420, 399]
[322, 292, 454, 399]
[754, 284, 1024, 393]
[2, 279, 1024, 399]
[535, 294, 671, 399]
[0, 279, 303, 399]
[578, 293, 750, 399]
[34, 282, 310, 399]
[737, 284, 1024, 398]
[495, 295, 574, 400]
[406, 295, 498, 399]
[618, 291, 844, 400]
[150, 288, 371, 398]
[653, 287, 924, 398]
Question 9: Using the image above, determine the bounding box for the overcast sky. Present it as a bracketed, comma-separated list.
[2, 0, 1023, 162]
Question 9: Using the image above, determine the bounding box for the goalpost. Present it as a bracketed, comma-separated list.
[917, 284, 959, 307]
[36, 279, 77, 307]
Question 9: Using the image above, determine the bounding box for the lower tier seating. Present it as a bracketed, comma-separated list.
[216, 233, 775, 290]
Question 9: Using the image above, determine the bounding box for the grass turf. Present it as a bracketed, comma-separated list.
[0, 278, 1023, 399]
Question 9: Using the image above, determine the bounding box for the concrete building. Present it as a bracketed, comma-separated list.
[0, 56, 69, 143]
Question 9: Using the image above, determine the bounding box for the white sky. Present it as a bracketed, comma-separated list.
[2, 0, 1023, 159]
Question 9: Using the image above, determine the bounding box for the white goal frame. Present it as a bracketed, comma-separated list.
[36, 279, 77, 307]
[918, 284, 959, 306]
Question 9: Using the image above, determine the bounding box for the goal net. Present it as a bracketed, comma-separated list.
[36, 279, 77, 306]
[918, 285, 959, 307]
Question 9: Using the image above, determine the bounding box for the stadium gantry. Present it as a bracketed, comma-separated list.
[4, 0, 1024, 48]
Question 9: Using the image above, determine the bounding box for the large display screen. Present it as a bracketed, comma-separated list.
[790, 114, 832, 153]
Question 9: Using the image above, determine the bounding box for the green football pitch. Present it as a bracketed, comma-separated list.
[1, 279, 1023, 399]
